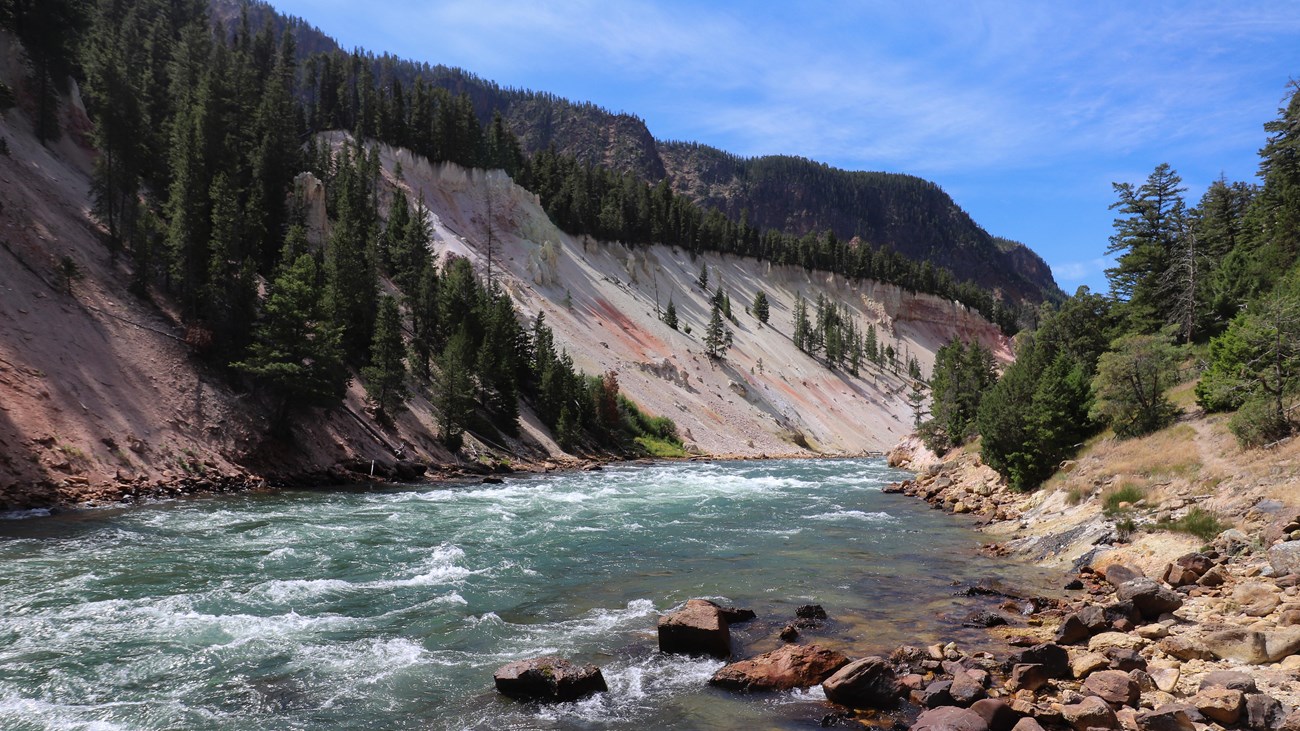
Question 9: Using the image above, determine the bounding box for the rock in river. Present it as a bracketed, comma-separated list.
[493, 656, 607, 701]
[821, 656, 902, 709]
[710, 643, 849, 692]
[658, 598, 749, 658]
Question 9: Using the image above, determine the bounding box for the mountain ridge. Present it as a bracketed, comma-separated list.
[214, 0, 1062, 306]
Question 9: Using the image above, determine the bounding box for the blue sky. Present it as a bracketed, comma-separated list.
[265, 0, 1300, 294]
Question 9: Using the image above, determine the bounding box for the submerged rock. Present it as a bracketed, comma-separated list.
[492, 656, 607, 701]
[710, 643, 849, 691]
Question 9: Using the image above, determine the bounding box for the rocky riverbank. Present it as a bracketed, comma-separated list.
[869, 440, 1300, 731]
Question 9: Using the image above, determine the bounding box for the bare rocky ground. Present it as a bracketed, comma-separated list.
[872, 414, 1300, 731]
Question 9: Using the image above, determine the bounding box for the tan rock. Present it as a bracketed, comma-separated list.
[1193, 687, 1244, 725]
[1149, 666, 1180, 694]
[1089, 632, 1147, 653]
[1072, 651, 1112, 679]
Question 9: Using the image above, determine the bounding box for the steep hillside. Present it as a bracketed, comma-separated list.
[211, 0, 1060, 305]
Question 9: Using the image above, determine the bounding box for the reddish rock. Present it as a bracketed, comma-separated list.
[1008, 663, 1048, 693]
[1055, 613, 1091, 644]
[912, 705, 990, 731]
[1116, 578, 1183, 619]
[950, 670, 988, 706]
[658, 599, 736, 658]
[1135, 707, 1195, 731]
[1083, 670, 1139, 707]
[1061, 695, 1120, 731]
[493, 656, 608, 701]
[1104, 564, 1145, 588]
[1198, 670, 1257, 693]
[821, 656, 902, 709]
[709, 643, 849, 692]
[1245, 693, 1286, 731]
[1012, 643, 1070, 678]
[1011, 718, 1046, 731]
[1193, 687, 1244, 726]
[971, 698, 1019, 731]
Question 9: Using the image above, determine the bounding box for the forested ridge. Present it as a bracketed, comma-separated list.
[205, 0, 1060, 311]
[920, 81, 1300, 492]
[0, 0, 684, 457]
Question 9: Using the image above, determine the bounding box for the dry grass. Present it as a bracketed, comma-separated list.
[1097, 423, 1200, 481]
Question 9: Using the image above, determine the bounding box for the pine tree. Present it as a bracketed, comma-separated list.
[233, 249, 349, 431]
[753, 290, 769, 325]
[362, 295, 408, 420]
[696, 262, 709, 290]
[663, 299, 678, 330]
[703, 301, 733, 359]
[436, 327, 476, 450]
[1106, 163, 1188, 334]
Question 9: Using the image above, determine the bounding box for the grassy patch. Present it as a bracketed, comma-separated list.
[635, 435, 687, 458]
[1103, 482, 1146, 514]
[1156, 508, 1227, 541]
[1064, 484, 1090, 506]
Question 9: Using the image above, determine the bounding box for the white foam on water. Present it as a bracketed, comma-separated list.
[805, 509, 896, 523]
[0, 508, 52, 520]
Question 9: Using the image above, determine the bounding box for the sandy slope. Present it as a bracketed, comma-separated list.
[0, 92, 1010, 508]
[370, 133, 1010, 457]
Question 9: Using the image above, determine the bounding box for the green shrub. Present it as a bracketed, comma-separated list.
[1158, 508, 1227, 541]
[1228, 395, 1292, 448]
[1103, 483, 1145, 514]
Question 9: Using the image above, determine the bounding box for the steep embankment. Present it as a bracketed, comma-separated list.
[0, 94, 1008, 509]
[360, 132, 1010, 457]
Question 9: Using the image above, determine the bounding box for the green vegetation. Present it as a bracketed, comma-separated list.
[1157, 508, 1228, 542]
[920, 339, 996, 454]
[1102, 483, 1146, 515]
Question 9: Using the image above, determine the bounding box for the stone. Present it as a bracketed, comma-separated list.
[1104, 601, 1142, 628]
[1149, 667, 1179, 694]
[1078, 605, 1109, 632]
[1104, 647, 1146, 672]
[1284, 711, 1300, 731]
[971, 698, 1019, 731]
[1056, 614, 1092, 644]
[1269, 540, 1300, 578]
[1135, 707, 1195, 731]
[1203, 626, 1300, 664]
[1157, 635, 1213, 661]
[912, 705, 990, 731]
[1084, 670, 1140, 708]
[1061, 694, 1120, 730]
[1197, 565, 1228, 587]
[1088, 632, 1146, 653]
[1072, 652, 1111, 679]
[1161, 564, 1199, 588]
[1011, 718, 1046, 731]
[1235, 582, 1282, 617]
[709, 643, 849, 692]
[1175, 553, 1214, 577]
[967, 609, 1010, 628]
[1009, 664, 1048, 693]
[821, 656, 901, 709]
[796, 604, 828, 621]
[1134, 624, 1169, 640]
[950, 670, 988, 706]
[921, 680, 955, 707]
[1193, 687, 1244, 725]
[779, 624, 799, 642]
[1105, 564, 1146, 588]
[1129, 669, 1155, 693]
[1013, 643, 1070, 679]
[1198, 670, 1257, 693]
[1245, 694, 1285, 731]
[658, 599, 735, 658]
[1116, 578, 1184, 620]
[493, 656, 608, 701]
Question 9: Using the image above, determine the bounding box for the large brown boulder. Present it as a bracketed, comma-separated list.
[911, 705, 990, 731]
[1135, 707, 1196, 731]
[821, 656, 902, 709]
[1012, 643, 1070, 678]
[1202, 626, 1300, 664]
[658, 599, 744, 658]
[710, 643, 849, 692]
[1193, 687, 1244, 725]
[1061, 695, 1120, 730]
[1116, 578, 1183, 620]
[493, 656, 608, 701]
[1082, 669, 1139, 707]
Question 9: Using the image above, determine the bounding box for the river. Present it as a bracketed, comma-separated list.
[0, 458, 1044, 730]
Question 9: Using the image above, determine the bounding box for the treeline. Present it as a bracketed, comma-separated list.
[920, 81, 1300, 489]
[2, 0, 680, 455]
[519, 147, 1024, 334]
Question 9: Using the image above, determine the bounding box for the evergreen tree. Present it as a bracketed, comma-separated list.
[703, 301, 733, 359]
[1105, 163, 1188, 334]
[663, 299, 678, 330]
[696, 262, 709, 290]
[436, 327, 476, 450]
[752, 290, 769, 325]
[1091, 332, 1179, 438]
[361, 295, 408, 420]
[233, 249, 348, 430]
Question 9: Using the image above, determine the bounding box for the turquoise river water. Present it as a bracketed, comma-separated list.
[0, 459, 1045, 730]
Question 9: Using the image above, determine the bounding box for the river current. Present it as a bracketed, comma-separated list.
[0, 459, 1039, 730]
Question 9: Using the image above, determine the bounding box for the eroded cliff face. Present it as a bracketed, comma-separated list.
[362, 132, 1010, 457]
[0, 123, 1011, 509]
